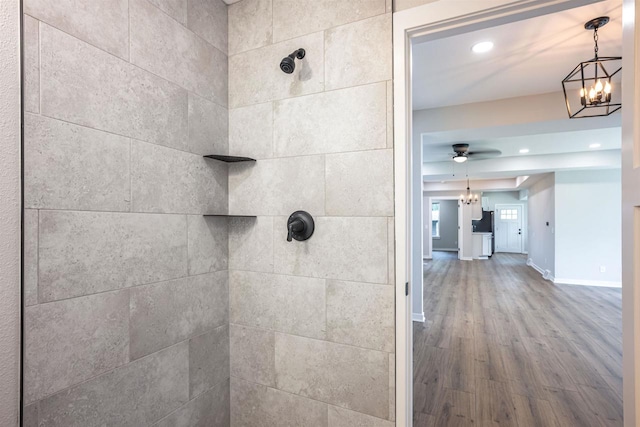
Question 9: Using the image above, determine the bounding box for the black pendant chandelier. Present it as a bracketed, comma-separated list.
[460, 178, 478, 205]
[561, 16, 621, 119]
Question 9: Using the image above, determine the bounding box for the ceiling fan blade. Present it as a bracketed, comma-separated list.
[468, 149, 501, 158]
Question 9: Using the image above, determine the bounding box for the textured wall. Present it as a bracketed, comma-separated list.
[227, 0, 396, 425]
[22, 0, 230, 425]
[0, 0, 21, 425]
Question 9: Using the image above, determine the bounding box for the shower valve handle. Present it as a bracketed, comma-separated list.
[286, 211, 315, 242]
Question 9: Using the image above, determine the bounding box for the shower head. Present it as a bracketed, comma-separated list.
[280, 48, 305, 74]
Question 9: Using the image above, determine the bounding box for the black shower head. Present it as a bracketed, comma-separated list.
[280, 48, 305, 74]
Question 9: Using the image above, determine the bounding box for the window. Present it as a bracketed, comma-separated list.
[432, 202, 440, 239]
[500, 209, 518, 220]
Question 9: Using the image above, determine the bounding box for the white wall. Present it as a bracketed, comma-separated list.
[555, 170, 622, 286]
[412, 136, 424, 321]
[0, 0, 21, 424]
[527, 173, 555, 278]
[483, 191, 529, 253]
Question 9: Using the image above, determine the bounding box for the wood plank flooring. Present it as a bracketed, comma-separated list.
[413, 252, 623, 427]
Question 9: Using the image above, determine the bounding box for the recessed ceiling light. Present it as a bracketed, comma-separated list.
[519, 148, 530, 154]
[589, 143, 601, 149]
[472, 41, 494, 54]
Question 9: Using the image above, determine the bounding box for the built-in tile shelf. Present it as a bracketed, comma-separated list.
[203, 154, 256, 163]
[203, 214, 256, 218]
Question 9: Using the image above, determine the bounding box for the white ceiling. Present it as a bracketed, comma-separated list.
[412, 0, 623, 110]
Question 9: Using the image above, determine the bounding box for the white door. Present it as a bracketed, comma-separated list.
[495, 205, 522, 253]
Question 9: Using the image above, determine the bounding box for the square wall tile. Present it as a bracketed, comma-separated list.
[189, 324, 229, 399]
[130, 271, 228, 359]
[273, 216, 388, 284]
[229, 32, 324, 108]
[40, 23, 188, 150]
[273, 82, 386, 157]
[272, 0, 385, 42]
[231, 377, 328, 427]
[230, 324, 275, 387]
[325, 149, 393, 217]
[25, 0, 129, 59]
[275, 333, 389, 418]
[229, 216, 274, 273]
[187, 215, 228, 276]
[130, 0, 227, 106]
[325, 14, 392, 91]
[230, 270, 326, 339]
[38, 210, 187, 302]
[131, 141, 228, 215]
[228, 0, 272, 55]
[38, 342, 189, 427]
[24, 290, 130, 403]
[228, 156, 324, 216]
[24, 114, 131, 212]
[327, 280, 394, 352]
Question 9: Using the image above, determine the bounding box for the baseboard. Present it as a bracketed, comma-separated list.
[433, 248, 458, 252]
[412, 312, 426, 322]
[527, 259, 554, 282]
[554, 278, 622, 288]
[460, 257, 473, 261]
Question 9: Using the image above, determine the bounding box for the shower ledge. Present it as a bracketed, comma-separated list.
[203, 154, 256, 163]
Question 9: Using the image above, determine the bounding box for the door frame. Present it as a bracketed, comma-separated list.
[494, 203, 525, 254]
[392, 0, 637, 425]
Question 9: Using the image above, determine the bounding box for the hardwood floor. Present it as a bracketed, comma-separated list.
[413, 251, 623, 427]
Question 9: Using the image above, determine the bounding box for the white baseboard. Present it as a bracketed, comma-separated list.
[412, 312, 426, 322]
[554, 278, 622, 288]
[527, 259, 554, 282]
[433, 248, 458, 252]
[460, 257, 473, 261]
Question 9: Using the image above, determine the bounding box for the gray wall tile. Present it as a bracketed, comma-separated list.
[389, 353, 395, 421]
[23, 209, 38, 306]
[24, 0, 129, 59]
[386, 80, 393, 148]
[326, 281, 394, 352]
[40, 23, 188, 150]
[188, 0, 228, 54]
[230, 324, 275, 387]
[228, 0, 272, 55]
[24, 291, 129, 403]
[229, 103, 273, 160]
[38, 342, 189, 427]
[229, 31, 324, 108]
[23, 15, 39, 113]
[230, 270, 326, 339]
[388, 217, 395, 285]
[131, 141, 228, 215]
[38, 211, 187, 302]
[229, 217, 274, 273]
[130, 0, 228, 106]
[23, 403, 38, 427]
[272, 0, 385, 42]
[155, 381, 230, 427]
[130, 272, 228, 359]
[325, 149, 393, 217]
[275, 333, 389, 419]
[273, 83, 386, 157]
[228, 156, 324, 216]
[188, 215, 228, 276]
[325, 15, 392, 91]
[188, 93, 228, 156]
[24, 114, 131, 211]
[148, 0, 187, 24]
[328, 405, 394, 427]
[230, 377, 328, 427]
[189, 325, 230, 399]
[273, 216, 388, 284]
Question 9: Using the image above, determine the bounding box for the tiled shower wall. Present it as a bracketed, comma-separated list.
[22, 0, 230, 425]
[226, 0, 396, 425]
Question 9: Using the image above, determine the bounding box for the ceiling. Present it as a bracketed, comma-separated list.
[412, 0, 623, 110]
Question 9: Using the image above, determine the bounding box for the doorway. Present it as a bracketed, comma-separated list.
[495, 204, 524, 253]
[393, 1, 638, 426]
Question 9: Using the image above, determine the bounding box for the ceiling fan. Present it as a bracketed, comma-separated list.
[451, 143, 501, 163]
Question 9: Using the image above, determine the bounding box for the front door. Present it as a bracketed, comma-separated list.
[495, 205, 522, 253]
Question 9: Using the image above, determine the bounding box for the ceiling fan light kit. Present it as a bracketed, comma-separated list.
[562, 16, 622, 119]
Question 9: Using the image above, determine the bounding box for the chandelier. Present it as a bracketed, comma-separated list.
[460, 178, 478, 205]
[561, 16, 621, 119]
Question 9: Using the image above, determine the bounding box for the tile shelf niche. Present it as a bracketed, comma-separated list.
[203, 154, 257, 218]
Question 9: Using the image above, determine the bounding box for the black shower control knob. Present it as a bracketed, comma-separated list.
[286, 211, 314, 242]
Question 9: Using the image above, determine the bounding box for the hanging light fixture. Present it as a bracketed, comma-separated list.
[460, 178, 478, 205]
[562, 16, 621, 119]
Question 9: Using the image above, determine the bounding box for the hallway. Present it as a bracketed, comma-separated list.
[413, 252, 623, 426]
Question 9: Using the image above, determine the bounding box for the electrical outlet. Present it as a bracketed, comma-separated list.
[600, 266, 606, 273]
